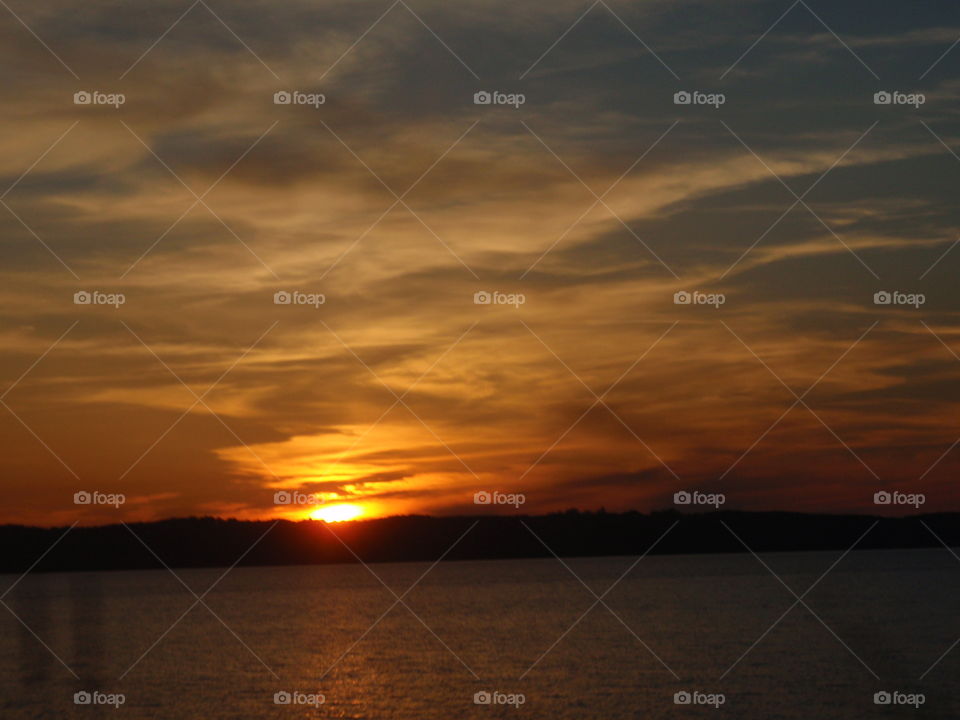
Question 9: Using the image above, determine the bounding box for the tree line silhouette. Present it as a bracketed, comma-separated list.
[1, 509, 957, 573]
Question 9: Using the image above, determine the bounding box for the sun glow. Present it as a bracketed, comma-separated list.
[310, 503, 365, 523]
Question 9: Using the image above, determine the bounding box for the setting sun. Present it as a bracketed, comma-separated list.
[310, 503, 365, 523]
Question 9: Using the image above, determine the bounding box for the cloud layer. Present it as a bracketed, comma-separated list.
[2, 0, 960, 524]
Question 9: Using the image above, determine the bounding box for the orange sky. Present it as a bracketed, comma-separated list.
[2, 0, 960, 526]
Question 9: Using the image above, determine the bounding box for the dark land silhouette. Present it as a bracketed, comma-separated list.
[1, 509, 957, 574]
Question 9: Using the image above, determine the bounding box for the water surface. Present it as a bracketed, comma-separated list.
[1, 549, 957, 718]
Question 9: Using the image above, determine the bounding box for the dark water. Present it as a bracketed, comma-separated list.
[1, 549, 958, 718]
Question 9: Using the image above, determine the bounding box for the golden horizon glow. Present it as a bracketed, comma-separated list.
[310, 503, 365, 523]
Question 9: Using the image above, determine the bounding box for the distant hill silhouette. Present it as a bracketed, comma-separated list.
[1, 510, 958, 574]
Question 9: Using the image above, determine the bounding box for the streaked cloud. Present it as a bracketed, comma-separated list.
[2, 0, 960, 525]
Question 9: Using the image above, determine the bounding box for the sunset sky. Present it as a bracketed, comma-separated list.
[2, 0, 960, 525]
